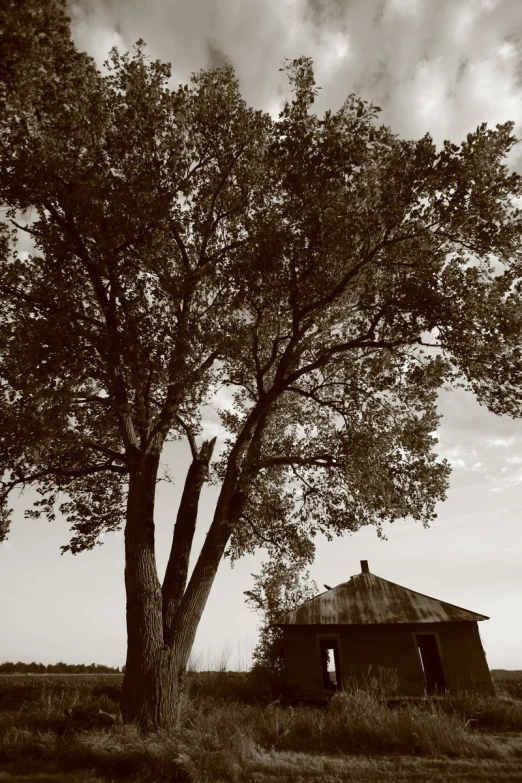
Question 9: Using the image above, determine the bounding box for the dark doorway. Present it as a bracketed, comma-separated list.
[416, 634, 446, 694]
[319, 639, 341, 691]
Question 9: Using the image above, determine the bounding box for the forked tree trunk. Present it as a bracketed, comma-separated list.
[119, 414, 257, 729]
[120, 446, 217, 729]
[162, 438, 217, 634]
[120, 452, 189, 728]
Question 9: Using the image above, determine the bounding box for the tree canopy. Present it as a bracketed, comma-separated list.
[1, 0, 522, 727]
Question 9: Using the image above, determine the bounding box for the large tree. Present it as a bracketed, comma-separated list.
[1, 0, 522, 728]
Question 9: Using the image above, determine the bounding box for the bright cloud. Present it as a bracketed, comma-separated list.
[319, 30, 350, 77]
[487, 437, 516, 449]
[414, 59, 449, 129]
[447, 457, 466, 469]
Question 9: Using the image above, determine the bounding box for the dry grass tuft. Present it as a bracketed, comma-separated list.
[439, 690, 522, 732]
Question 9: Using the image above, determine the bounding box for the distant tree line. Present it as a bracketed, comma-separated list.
[0, 661, 122, 674]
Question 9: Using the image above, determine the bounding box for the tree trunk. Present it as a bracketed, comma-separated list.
[168, 487, 247, 651]
[120, 451, 189, 729]
[119, 438, 251, 728]
[162, 437, 216, 635]
[121, 643, 183, 730]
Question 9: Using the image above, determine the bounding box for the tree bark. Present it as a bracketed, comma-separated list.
[120, 451, 185, 728]
[168, 486, 247, 651]
[162, 437, 216, 636]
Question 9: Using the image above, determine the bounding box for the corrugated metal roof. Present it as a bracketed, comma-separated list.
[276, 568, 489, 625]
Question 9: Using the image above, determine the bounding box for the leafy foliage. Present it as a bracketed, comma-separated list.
[0, 2, 269, 548]
[245, 559, 318, 677]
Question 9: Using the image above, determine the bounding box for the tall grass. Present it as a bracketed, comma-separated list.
[248, 691, 522, 758]
[187, 638, 253, 674]
[0, 672, 521, 782]
[440, 690, 522, 732]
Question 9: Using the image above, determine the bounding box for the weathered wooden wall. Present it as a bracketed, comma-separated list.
[281, 621, 494, 698]
[433, 622, 494, 694]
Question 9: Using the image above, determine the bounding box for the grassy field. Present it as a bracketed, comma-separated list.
[0, 671, 521, 782]
[492, 670, 522, 701]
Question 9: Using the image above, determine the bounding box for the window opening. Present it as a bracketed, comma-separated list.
[416, 634, 446, 694]
[319, 639, 341, 691]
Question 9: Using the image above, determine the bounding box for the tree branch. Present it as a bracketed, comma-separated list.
[0, 281, 102, 328]
[162, 436, 216, 639]
[285, 384, 350, 424]
[112, 223, 154, 257]
[1, 460, 128, 499]
[46, 198, 140, 453]
[9, 219, 40, 237]
[168, 218, 191, 271]
[243, 514, 285, 554]
[284, 335, 416, 387]
[259, 453, 336, 469]
[204, 238, 248, 263]
[251, 306, 266, 396]
[298, 229, 428, 321]
[144, 349, 219, 455]
[85, 441, 128, 465]
[175, 415, 198, 460]
[197, 141, 250, 267]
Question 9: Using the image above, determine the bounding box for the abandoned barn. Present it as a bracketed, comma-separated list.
[276, 560, 495, 698]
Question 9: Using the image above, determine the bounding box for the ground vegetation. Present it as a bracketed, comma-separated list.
[0, 672, 521, 782]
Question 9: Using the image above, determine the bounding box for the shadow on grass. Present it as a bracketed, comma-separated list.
[0, 726, 190, 783]
[242, 751, 522, 783]
[0, 759, 105, 782]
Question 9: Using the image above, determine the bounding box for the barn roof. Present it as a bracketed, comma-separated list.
[276, 561, 489, 626]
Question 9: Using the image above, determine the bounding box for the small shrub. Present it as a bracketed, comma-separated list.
[65, 727, 190, 781]
[177, 699, 255, 782]
[0, 726, 59, 762]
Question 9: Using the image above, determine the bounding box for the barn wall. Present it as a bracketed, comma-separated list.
[338, 624, 423, 696]
[282, 625, 325, 698]
[434, 622, 494, 694]
[281, 621, 494, 698]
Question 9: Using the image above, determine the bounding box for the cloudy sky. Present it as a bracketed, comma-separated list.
[2, 0, 522, 670]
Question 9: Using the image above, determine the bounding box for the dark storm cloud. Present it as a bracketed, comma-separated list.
[206, 40, 229, 69]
